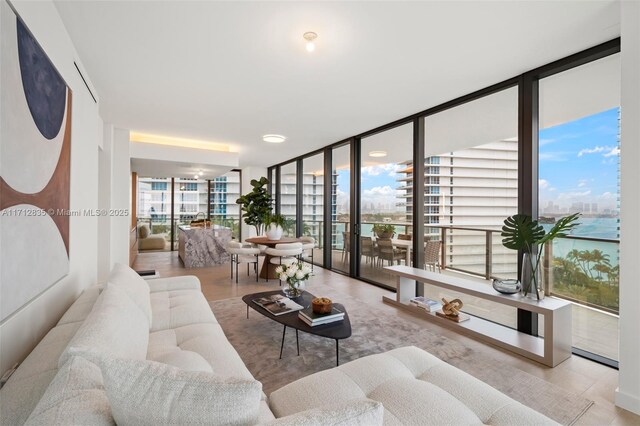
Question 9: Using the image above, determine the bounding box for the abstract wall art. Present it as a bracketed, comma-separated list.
[0, 0, 72, 321]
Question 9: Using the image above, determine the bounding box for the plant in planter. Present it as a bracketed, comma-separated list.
[275, 262, 313, 298]
[236, 177, 272, 236]
[265, 213, 286, 240]
[372, 223, 396, 239]
[501, 213, 580, 300]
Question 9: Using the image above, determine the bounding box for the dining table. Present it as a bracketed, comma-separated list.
[245, 236, 303, 279]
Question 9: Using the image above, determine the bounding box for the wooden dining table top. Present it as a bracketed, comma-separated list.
[245, 236, 302, 247]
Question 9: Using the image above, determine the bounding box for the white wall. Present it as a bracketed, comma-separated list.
[0, 0, 102, 374]
[111, 128, 131, 267]
[240, 166, 268, 240]
[616, 0, 640, 416]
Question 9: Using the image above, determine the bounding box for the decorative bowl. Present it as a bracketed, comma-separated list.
[492, 279, 522, 295]
[312, 297, 333, 314]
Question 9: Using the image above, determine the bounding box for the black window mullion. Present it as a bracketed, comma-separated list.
[296, 159, 303, 237]
[323, 148, 333, 269]
[413, 117, 425, 295]
[350, 138, 359, 278]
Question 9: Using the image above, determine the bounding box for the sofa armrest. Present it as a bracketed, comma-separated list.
[147, 276, 201, 292]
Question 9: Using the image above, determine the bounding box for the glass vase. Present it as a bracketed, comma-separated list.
[283, 280, 305, 298]
[521, 253, 544, 301]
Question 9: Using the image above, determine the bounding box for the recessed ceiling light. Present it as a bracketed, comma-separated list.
[303, 32, 317, 52]
[369, 150, 387, 158]
[194, 174, 199, 179]
[263, 134, 287, 143]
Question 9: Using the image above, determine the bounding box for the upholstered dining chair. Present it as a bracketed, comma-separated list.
[226, 241, 260, 283]
[300, 236, 316, 270]
[264, 242, 303, 284]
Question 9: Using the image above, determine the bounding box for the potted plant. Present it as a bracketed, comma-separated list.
[373, 223, 396, 239]
[265, 213, 285, 240]
[235, 177, 272, 236]
[275, 262, 313, 298]
[501, 213, 580, 300]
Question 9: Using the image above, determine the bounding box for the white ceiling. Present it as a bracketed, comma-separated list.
[54, 0, 620, 168]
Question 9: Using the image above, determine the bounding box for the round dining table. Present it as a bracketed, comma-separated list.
[245, 236, 303, 279]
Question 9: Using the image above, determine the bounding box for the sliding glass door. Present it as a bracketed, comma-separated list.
[302, 153, 325, 266]
[331, 144, 351, 274]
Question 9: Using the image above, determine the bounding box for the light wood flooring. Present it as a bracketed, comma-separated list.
[133, 251, 639, 425]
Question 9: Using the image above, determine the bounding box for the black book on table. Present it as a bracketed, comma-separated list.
[299, 306, 344, 322]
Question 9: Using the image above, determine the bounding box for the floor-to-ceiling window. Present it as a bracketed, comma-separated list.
[302, 153, 324, 266]
[359, 123, 413, 288]
[422, 86, 519, 328]
[331, 144, 351, 274]
[538, 53, 620, 363]
[208, 171, 241, 239]
[137, 177, 172, 251]
[280, 162, 297, 236]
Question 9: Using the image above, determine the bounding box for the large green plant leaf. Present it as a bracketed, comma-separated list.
[501, 214, 545, 251]
[537, 212, 580, 246]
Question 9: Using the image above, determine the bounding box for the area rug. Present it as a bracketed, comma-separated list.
[210, 289, 593, 425]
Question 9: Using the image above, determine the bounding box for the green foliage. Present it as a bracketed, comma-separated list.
[265, 213, 286, 227]
[372, 223, 396, 235]
[236, 177, 272, 235]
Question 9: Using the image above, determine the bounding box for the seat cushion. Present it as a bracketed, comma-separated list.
[147, 323, 254, 380]
[98, 357, 262, 426]
[147, 275, 201, 293]
[154, 350, 213, 372]
[59, 284, 149, 368]
[149, 289, 216, 332]
[108, 263, 152, 326]
[266, 399, 383, 425]
[24, 356, 113, 426]
[269, 346, 557, 426]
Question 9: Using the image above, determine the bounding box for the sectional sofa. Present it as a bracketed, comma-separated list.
[0, 264, 557, 425]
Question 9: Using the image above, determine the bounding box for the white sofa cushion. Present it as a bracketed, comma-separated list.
[266, 399, 383, 425]
[154, 350, 213, 372]
[269, 346, 557, 425]
[57, 284, 102, 326]
[24, 356, 113, 426]
[99, 357, 262, 426]
[147, 275, 201, 293]
[147, 323, 254, 380]
[149, 289, 216, 332]
[59, 284, 149, 368]
[108, 263, 152, 326]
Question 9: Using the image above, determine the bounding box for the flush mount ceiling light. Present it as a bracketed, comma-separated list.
[263, 134, 287, 143]
[369, 150, 387, 158]
[303, 32, 317, 52]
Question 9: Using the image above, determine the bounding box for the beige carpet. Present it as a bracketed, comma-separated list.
[210, 288, 593, 425]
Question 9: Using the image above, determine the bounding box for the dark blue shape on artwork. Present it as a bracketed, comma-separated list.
[17, 18, 66, 140]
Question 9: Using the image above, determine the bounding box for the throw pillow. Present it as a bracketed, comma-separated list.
[108, 263, 152, 327]
[99, 357, 262, 426]
[266, 399, 384, 425]
[25, 356, 113, 425]
[139, 224, 149, 239]
[59, 283, 149, 368]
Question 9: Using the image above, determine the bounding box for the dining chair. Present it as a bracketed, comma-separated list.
[341, 232, 350, 263]
[300, 236, 316, 270]
[226, 241, 260, 283]
[424, 240, 442, 272]
[264, 242, 303, 284]
[377, 238, 405, 267]
[360, 236, 377, 265]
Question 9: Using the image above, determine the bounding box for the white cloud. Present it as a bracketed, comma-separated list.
[362, 163, 397, 176]
[558, 190, 592, 199]
[362, 186, 397, 197]
[539, 179, 550, 190]
[603, 147, 620, 157]
[577, 146, 609, 157]
[600, 192, 615, 200]
[577, 179, 588, 188]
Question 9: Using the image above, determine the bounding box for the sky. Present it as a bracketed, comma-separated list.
[334, 107, 620, 215]
[539, 107, 620, 213]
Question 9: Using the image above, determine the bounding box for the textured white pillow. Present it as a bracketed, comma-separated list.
[108, 263, 152, 327]
[25, 356, 114, 426]
[267, 399, 384, 425]
[154, 350, 213, 372]
[59, 284, 149, 368]
[99, 357, 262, 426]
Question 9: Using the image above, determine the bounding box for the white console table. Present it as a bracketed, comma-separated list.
[382, 265, 572, 367]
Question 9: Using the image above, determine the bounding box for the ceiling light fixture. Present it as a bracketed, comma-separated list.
[194, 174, 199, 179]
[263, 134, 286, 143]
[369, 150, 387, 158]
[303, 32, 317, 52]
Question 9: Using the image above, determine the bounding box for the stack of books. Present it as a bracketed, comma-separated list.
[409, 296, 443, 312]
[298, 306, 344, 326]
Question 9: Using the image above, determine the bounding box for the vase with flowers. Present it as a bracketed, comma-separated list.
[275, 262, 313, 298]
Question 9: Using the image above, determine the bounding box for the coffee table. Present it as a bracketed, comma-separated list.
[242, 290, 351, 366]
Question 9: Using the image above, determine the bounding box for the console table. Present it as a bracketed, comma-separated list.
[382, 265, 572, 367]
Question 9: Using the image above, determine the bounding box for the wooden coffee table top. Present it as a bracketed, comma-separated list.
[242, 290, 352, 340]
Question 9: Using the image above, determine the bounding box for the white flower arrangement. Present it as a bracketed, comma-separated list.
[275, 262, 313, 287]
